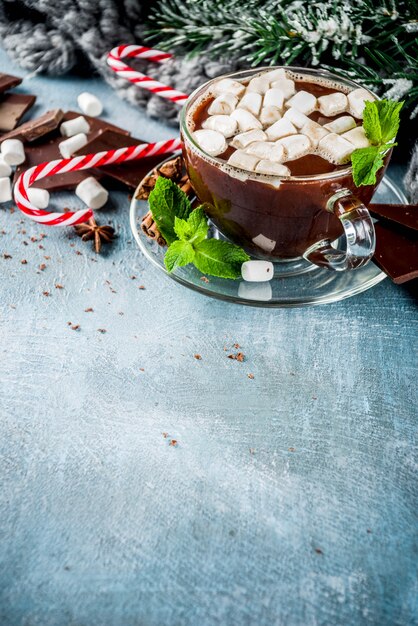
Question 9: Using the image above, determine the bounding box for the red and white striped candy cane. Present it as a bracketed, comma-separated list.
[14, 137, 181, 226]
[107, 45, 189, 104]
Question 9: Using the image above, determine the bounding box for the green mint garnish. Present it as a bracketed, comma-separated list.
[149, 177, 250, 279]
[351, 99, 403, 187]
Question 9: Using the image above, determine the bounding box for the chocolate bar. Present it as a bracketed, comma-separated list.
[75, 129, 175, 188]
[0, 109, 64, 143]
[374, 221, 418, 284]
[0, 72, 22, 94]
[370, 203, 418, 231]
[0, 93, 36, 131]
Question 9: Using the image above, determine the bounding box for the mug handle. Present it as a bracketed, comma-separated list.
[304, 189, 376, 271]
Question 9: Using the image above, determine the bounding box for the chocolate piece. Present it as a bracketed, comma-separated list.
[0, 72, 22, 94]
[370, 203, 418, 231]
[0, 93, 36, 131]
[0, 109, 64, 143]
[75, 129, 175, 188]
[373, 221, 418, 284]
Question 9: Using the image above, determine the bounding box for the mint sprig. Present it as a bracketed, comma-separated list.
[149, 177, 250, 279]
[351, 99, 403, 187]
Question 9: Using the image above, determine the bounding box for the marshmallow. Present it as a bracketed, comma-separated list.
[208, 93, 238, 115]
[227, 150, 259, 172]
[212, 78, 245, 98]
[247, 76, 271, 95]
[255, 161, 291, 176]
[324, 115, 357, 134]
[317, 92, 348, 117]
[0, 155, 12, 177]
[259, 106, 282, 127]
[263, 88, 285, 111]
[231, 108, 262, 132]
[193, 129, 227, 156]
[252, 233, 276, 253]
[0, 177, 12, 203]
[278, 134, 312, 161]
[241, 260, 274, 282]
[202, 115, 238, 138]
[341, 126, 371, 149]
[238, 92, 263, 117]
[60, 115, 90, 137]
[347, 88, 375, 119]
[230, 129, 267, 149]
[75, 176, 109, 209]
[58, 133, 88, 158]
[300, 120, 329, 148]
[238, 281, 272, 302]
[1, 138, 25, 165]
[318, 133, 355, 164]
[27, 187, 50, 209]
[246, 141, 285, 163]
[285, 90, 317, 115]
[262, 68, 287, 83]
[283, 107, 311, 129]
[265, 118, 297, 141]
[77, 92, 103, 117]
[271, 78, 296, 99]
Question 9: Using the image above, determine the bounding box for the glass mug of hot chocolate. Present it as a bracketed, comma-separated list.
[180, 67, 387, 271]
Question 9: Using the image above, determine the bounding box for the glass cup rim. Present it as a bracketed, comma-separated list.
[180, 65, 379, 183]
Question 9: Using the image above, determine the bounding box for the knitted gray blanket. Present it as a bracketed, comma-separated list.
[0, 0, 416, 200]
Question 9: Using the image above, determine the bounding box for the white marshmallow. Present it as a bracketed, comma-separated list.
[202, 115, 238, 138]
[317, 92, 348, 117]
[212, 79, 245, 97]
[77, 92, 103, 117]
[285, 90, 317, 115]
[255, 161, 291, 176]
[231, 108, 262, 132]
[265, 118, 297, 141]
[208, 93, 238, 115]
[300, 120, 329, 148]
[278, 134, 312, 161]
[246, 141, 285, 163]
[75, 176, 109, 209]
[230, 129, 267, 149]
[227, 150, 259, 172]
[58, 133, 88, 158]
[324, 115, 357, 134]
[318, 133, 355, 164]
[27, 187, 50, 209]
[1, 138, 25, 165]
[259, 106, 282, 127]
[247, 76, 271, 95]
[60, 115, 90, 137]
[263, 88, 285, 111]
[341, 126, 371, 149]
[0, 177, 12, 203]
[0, 155, 12, 177]
[241, 260, 274, 282]
[252, 233, 276, 253]
[271, 78, 296, 99]
[238, 281, 272, 302]
[347, 88, 375, 119]
[238, 92, 263, 117]
[262, 68, 287, 83]
[283, 107, 311, 129]
[193, 129, 227, 156]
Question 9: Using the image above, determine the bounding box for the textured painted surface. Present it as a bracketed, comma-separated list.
[0, 51, 417, 626]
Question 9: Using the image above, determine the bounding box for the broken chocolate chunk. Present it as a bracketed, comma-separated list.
[0, 109, 64, 143]
[370, 203, 418, 232]
[0, 72, 22, 94]
[373, 221, 418, 284]
[0, 93, 36, 131]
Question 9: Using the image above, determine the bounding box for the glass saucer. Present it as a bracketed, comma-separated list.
[130, 167, 406, 308]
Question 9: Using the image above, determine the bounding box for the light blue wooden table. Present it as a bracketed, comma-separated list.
[0, 50, 417, 626]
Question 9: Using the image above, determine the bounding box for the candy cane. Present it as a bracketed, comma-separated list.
[14, 137, 181, 226]
[107, 45, 189, 104]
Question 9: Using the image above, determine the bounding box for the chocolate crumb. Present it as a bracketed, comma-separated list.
[162, 432, 168, 438]
[139, 368, 145, 372]
[39, 263, 46, 271]
[97, 328, 107, 334]
[233, 343, 240, 349]
[30, 236, 37, 242]
[42, 291, 50, 296]
[247, 373, 254, 379]
[249, 448, 255, 455]
[21, 259, 27, 265]
[200, 276, 209, 283]
[38, 244, 44, 249]
[169, 439, 178, 447]
[44, 255, 51, 260]
[75, 250, 82, 256]
[70, 324, 80, 331]
[84, 307, 94, 312]
[118, 311, 124, 315]
[288, 447, 296, 452]
[314, 548, 323, 555]
[194, 354, 202, 360]
[131, 275, 136, 280]
[236, 352, 245, 362]
[138, 285, 145, 290]
[3, 253, 12, 259]
[55, 284, 63, 289]
[367, 529, 372, 534]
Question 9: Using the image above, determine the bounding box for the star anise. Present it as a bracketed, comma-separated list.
[74, 218, 115, 253]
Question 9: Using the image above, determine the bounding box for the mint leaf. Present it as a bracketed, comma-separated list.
[362, 101, 382, 144]
[174, 206, 208, 244]
[164, 240, 195, 272]
[375, 100, 404, 143]
[193, 239, 250, 279]
[149, 177, 193, 244]
[351, 146, 384, 187]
